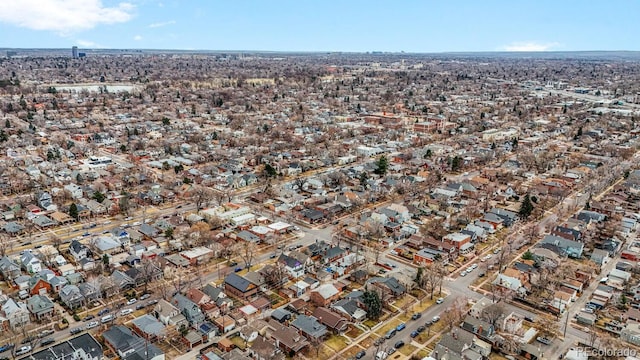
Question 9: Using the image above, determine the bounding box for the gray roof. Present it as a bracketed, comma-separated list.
[131, 314, 166, 336]
[225, 272, 253, 292]
[25, 333, 102, 360]
[103, 325, 164, 360]
[291, 315, 327, 339]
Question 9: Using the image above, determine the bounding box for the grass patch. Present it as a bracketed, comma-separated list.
[364, 319, 378, 328]
[345, 325, 364, 339]
[393, 295, 415, 311]
[325, 334, 349, 352]
[312, 343, 335, 360]
[375, 318, 401, 337]
[398, 343, 417, 357]
[229, 336, 247, 350]
[416, 349, 431, 359]
[343, 346, 362, 359]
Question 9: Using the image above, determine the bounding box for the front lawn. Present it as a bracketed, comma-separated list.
[345, 325, 364, 339]
[398, 343, 417, 357]
[325, 334, 349, 352]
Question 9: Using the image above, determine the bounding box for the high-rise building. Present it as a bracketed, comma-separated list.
[72, 46, 78, 58]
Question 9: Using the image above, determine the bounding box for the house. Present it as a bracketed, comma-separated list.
[0, 256, 21, 280]
[180, 247, 214, 265]
[20, 251, 42, 273]
[271, 308, 293, 323]
[25, 333, 103, 360]
[224, 273, 258, 300]
[69, 240, 89, 262]
[111, 270, 135, 290]
[78, 282, 100, 303]
[1, 298, 30, 329]
[443, 233, 472, 251]
[154, 299, 182, 326]
[270, 322, 310, 355]
[249, 335, 284, 360]
[277, 253, 305, 279]
[432, 328, 491, 360]
[103, 325, 165, 360]
[590, 249, 610, 268]
[621, 323, 640, 346]
[538, 235, 584, 258]
[492, 268, 529, 296]
[59, 284, 85, 309]
[291, 315, 327, 340]
[365, 276, 406, 299]
[131, 314, 166, 342]
[461, 315, 495, 338]
[173, 294, 206, 327]
[26, 295, 55, 320]
[28, 274, 52, 296]
[309, 284, 340, 307]
[312, 307, 348, 333]
[331, 298, 367, 322]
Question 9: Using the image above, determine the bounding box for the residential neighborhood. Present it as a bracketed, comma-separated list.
[1, 48, 640, 360]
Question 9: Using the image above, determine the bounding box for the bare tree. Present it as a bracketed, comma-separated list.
[192, 187, 213, 212]
[238, 240, 258, 270]
[481, 302, 506, 329]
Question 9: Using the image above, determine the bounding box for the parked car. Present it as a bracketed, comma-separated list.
[126, 298, 137, 305]
[229, 261, 238, 267]
[40, 338, 55, 346]
[411, 313, 422, 320]
[21, 337, 35, 345]
[387, 348, 396, 355]
[432, 315, 441, 323]
[97, 308, 110, 316]
[384, 329, 396, 339]
[396, 323, 406, 331]
[86, 321, 99, 330]
[410, 330, 419, 338]
[0, 344, 14, 353]
[417, 325, 425, 333]
[355, 350, 366, 359]
[120, 309, 133, 316]
[140, 294, 151, 301]
[15, 346, 31, 356]
[234, 267, 243, 272]
[83, 314, 95, 322]
[69, 328, 82, 335]
[470, 263, 478, 270]
[460, 270, 467, 277]
[136, 303, 146, 310]
[39, 329, 54, 337]
[394, 340, 405, 349]
[147, 299, 159, 306]
[436, 298, 444, 304]
[536, 337, 552, 345]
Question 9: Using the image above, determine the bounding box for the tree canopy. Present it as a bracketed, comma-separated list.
[362, 289, 382, 320]
[519, 193, 534, 219]
[374, 155, 389, 175]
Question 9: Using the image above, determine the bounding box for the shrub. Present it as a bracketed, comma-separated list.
[73, 314, 81, 321]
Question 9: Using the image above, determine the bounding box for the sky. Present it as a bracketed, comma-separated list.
[0, 0, 638, 52]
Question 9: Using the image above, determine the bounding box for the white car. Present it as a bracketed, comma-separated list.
[470, 264, 478, 270]
[460, 270, 467, 277]
[15, 346, 32, 356]
[127, 298, 137, 305]
[86, 321, 99, 329]
[120, 309, 133, 316]
[436, 298, 444, 304]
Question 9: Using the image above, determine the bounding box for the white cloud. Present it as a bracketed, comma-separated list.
[75, 39, 103, 48]
[133, 35, 143, 41]
[0, 0, 134, 34]
[148, 20, 175, 28]
[501, 42, 560, 52]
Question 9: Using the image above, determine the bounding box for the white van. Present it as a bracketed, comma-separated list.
[120, 309, 133, 316]
[101, 314, 115, 323]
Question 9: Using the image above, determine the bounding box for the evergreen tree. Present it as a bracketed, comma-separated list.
[264, 163, 277, 178]
[69, 203, 79, 220]
[519, 194, 534, 219]
[362, 289, 382, 320]
[93, 191, 106, 203]
[374, 155, 389, 175]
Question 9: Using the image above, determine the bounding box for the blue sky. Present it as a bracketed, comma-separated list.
[0, 0, 637, 52]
